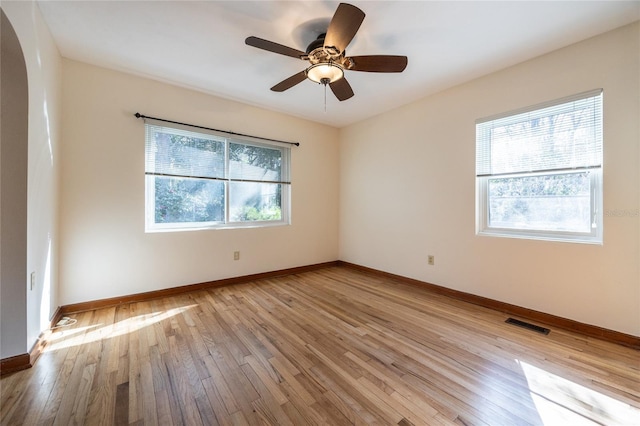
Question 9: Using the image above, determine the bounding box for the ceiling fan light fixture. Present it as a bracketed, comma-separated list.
[306, 62, 344, 84]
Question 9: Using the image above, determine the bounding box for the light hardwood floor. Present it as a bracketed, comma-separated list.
[1, 266, 639, 425]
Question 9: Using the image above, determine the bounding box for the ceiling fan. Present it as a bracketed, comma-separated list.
[245, 3, 408, 101]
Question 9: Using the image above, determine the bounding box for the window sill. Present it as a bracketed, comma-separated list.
[477, 228, 603, 245]
[145, 221, 290, 233]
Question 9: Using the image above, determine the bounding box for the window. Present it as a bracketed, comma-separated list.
[476, 89, 603, 244]
[144, 121, 290, 231]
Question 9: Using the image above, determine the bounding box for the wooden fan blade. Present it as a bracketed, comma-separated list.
[324, 3, 365, 55]
[270, 71, 307, 92]
[329, 77, 354, 101]
[346, 55, 408, 72]
[245, 36, 306, 59]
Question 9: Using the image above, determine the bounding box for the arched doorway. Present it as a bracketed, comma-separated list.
[1, 8, 29, 362]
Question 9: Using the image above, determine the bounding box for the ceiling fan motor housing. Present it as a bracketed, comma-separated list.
[305, 33, 344, 66]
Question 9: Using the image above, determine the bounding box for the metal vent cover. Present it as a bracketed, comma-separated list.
[505, 317, 550, 335]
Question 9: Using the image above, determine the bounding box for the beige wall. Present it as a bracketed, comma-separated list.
[1, 1, 62, 358]
[339, 23, 639, 336]
[59, 60, 340, 305]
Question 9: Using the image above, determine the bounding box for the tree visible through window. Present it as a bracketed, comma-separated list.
[476, 90, 603, 243]
[145, 122, 290, 231]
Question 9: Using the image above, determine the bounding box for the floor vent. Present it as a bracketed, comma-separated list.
[505, 318, 550, 335]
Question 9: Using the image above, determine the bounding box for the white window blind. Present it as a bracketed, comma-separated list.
[145, 123, 290, 185]
[476, 89, 603, 177]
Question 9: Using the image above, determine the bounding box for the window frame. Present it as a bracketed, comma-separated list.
[475, 90, 603, 244]
[144, 122, 291, 232]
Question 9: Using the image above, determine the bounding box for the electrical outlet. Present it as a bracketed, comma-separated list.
[234, 251, 240, 261]
[30, 271, 36, 290]
[428, 255, 435, 266]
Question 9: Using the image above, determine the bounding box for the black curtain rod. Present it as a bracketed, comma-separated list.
[134, 113, 300, 146]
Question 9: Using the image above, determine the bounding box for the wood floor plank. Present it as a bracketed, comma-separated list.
[113, 381, 129, 426]
[243, 355, 288, 405]
[241, 364, 294, 426]
[201, 375, 232, 425]
[84, 370, 117, 426]
[2, 266, 639, 425]
[69, 362, 96, 425]
[51, 352, 89, 426]
[201, 356, 240, 415]
[268, 356, 316, 406]
[164, 334, 204, 425]
[149, 345, 183, 426]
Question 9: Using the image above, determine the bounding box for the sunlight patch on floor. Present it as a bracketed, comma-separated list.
[45, 305, 196, 352]
[518, 359, 639, 425]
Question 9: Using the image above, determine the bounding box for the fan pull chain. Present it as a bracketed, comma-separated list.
[320, 77, 331, 113]
[324, 83, 327, 113]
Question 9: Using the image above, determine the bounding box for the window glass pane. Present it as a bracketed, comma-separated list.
[488, 172, 591, 233]
[229, 143, 282, 182]
[229, 182, 282, 222]
[153, 176, 224, 224]
[145, 121, 291, 231]
[150, 130, 225, 179]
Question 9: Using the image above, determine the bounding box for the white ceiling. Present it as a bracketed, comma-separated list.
[37, 1, 639, 128]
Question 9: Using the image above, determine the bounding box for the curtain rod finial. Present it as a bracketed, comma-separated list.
[135, 112, 142, 119]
